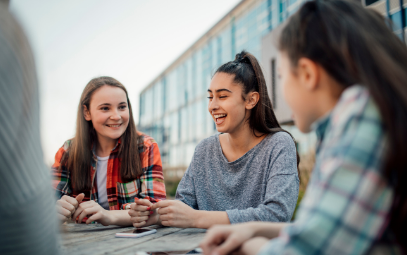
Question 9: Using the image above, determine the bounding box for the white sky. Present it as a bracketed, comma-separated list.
[9, 0, 241, 165]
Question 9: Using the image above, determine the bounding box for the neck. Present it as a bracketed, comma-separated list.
[315, 71, 346, 120]
[225, 120, 264, 153]
[96, 134, 117, 157]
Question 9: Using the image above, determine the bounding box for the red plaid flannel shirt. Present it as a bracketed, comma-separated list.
[52, 132, 166, 210]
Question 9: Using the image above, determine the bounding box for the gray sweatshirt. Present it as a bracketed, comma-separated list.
[176, 132, 299, 224]
[0, 5, 60, 255]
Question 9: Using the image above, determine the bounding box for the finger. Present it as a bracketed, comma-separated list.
[77, 206, 99, 224]
[128, 209, 151, 217]
[200, 228, 229, 255]
[134, 199, 153, 207]
[56, 205, 71, 217]
[159, 214, 171, 222]
[62, 195, 79, 207]
[150, 200, 172, 210]
[57, 200, 75, 213]
[156, 206, 173, 215]
[213, 234, 243, 255]
[133, 221, 146, 228]
[75, 193, 85, 207]
[72, 202, 94, 221]
[86, 212, 102, 224]
[161, 220, 173, 227]
[130, 215, 150, 224]
[130, 203, 149, 211]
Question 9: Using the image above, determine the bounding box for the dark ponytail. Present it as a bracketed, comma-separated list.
[279, 0, 407, 249]
[215, 51, 300, 169]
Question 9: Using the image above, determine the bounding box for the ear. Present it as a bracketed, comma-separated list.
[297, 57, 319, 91]
[83, 105, 91, 121]
[245, 91, 260, 110]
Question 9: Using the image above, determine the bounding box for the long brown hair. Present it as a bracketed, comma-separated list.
[215, 51, 300, 169]
[61, 76, 142, 192]
[279, 0, 407, 249]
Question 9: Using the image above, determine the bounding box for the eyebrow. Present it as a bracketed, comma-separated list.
[207, 89, 232, 93]
[97, 102, 127, 107]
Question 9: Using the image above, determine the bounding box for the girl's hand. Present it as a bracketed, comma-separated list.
[55, 193, 85, 222]
[200, 224, 257, 255]
[150, 200, 198, 228]
[128, 199, 158, 228]
[72, 200, 112, 226]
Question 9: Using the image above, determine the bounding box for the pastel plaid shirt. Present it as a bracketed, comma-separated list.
[52, 132, 166, 210]
[259, 85, 402, 254]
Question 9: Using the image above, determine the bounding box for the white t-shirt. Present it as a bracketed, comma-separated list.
[96, 155, 110, 210]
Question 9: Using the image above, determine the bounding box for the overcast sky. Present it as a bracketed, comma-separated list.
[9, 0, 241, 165]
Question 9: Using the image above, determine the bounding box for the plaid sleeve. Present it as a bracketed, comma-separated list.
[51, 141, 72, 199]
[259, 89, 393, 255]
[137, 137, 166, 204]
[259, 157, 393, 255]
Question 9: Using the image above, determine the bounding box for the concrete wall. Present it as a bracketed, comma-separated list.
[261, 22, 293, 124]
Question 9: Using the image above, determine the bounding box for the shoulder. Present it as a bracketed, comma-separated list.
[329, 85, 383, 140]
[137, 131, 157, 146]
[331, 85, 381, 128]
[137, 131, 159, 153]
[194, 133, 219, 152]
[265, 131, 296, 152]
[59, 139, 73, 153]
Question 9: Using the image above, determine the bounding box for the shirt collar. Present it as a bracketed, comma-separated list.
[311, 111, 331, 143]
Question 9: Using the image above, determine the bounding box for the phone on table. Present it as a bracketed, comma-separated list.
[115, 228, 157, 238]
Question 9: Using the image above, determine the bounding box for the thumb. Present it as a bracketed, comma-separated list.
[76, 193, 85, 203]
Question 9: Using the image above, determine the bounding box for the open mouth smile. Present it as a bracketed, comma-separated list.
[106, 124, 122, 128]
[213, 114, 227, 125]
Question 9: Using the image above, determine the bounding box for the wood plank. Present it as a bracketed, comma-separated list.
[60, 224, 185, 255]
[114, 228, 207, 254]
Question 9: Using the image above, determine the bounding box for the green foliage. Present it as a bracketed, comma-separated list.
[165, 180, 180, 198]
[291, 190, 305, 221]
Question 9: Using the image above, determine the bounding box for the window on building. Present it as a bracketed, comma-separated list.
[365, 0, 380, 6]
[271, 58, 277, 109]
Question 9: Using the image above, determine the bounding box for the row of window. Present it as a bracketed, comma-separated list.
[139, 0, 309, 167]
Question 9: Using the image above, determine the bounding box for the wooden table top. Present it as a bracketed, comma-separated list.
[60, 223, 206, 255]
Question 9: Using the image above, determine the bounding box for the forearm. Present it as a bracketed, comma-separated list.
[108, 210, 133, 226]
[194, 211, 230, 229]
[248, 222, 288, 239]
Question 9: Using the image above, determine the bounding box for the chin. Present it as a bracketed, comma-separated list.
[215, 126, 228, 133]
[296, 121, 312, 134]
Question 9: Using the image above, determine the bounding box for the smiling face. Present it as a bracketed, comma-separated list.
[208, 72, 252, 134]
[84, 85, 129, 143]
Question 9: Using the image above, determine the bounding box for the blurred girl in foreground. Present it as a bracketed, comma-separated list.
[200, 0, 407, 254]
[129, 51, 300, 229]
[52, 76, 166, 226]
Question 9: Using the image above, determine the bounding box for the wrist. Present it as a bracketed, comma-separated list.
[192, 209, 202, 228]
[106, 210, 117, 225]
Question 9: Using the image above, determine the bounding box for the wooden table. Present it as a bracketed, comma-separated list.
[60, 223, 206, 255]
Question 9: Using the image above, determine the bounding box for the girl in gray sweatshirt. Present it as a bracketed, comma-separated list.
[128, 51, 299, 229]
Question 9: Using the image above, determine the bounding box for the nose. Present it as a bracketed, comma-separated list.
[110, 109, 121, 121]
[208, 97, 219, 114]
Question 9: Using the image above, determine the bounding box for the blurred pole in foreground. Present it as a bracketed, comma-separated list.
[0, 3, 60, 255]
[0, 0, 9, 8]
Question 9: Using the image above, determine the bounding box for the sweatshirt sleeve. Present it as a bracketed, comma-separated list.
[0, 7, 60, 254]
[175, 149, 199, 209]
[51, 142, 72, 199]
[226, 136, 299, 224]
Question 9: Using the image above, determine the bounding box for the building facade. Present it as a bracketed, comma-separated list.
[138, 0, 407, 180]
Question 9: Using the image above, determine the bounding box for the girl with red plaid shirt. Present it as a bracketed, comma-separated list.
[52, 76, 166, 226]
